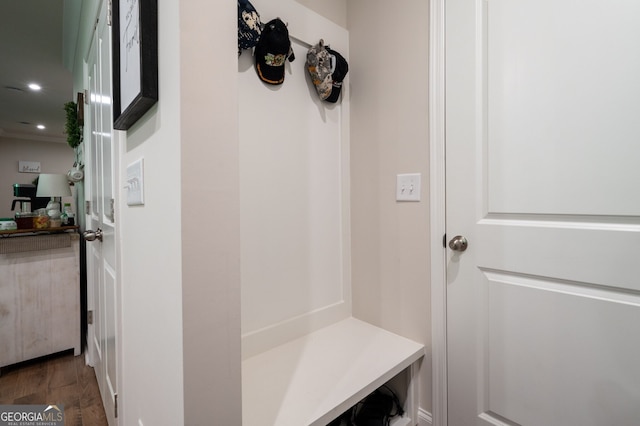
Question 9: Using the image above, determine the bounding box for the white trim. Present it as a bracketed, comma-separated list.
[406, 363, 418, 424]
[419, 408, 434, 426]
[241, 301, 350, 359]
[429, 0, 447, 425]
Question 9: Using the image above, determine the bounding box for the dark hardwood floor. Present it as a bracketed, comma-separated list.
[0, 350, 108, 426]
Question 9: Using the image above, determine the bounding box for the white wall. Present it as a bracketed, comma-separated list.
[0, 137, 75, 217]
[69, 0, 242, 425]
[115, 0, 185, 421]
[115, 0, 185, 424]
[295, 0, 347, 28]
[179, 0, 242, 424]
[348, 0, 433, 413]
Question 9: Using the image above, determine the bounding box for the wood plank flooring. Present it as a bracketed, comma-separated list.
[0, 350, 108, 426]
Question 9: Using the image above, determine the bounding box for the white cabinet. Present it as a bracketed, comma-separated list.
[0, 233, 81, 368]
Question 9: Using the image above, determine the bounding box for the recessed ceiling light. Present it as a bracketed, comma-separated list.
[28, 83, 42, 91]
[37, 124, 46, 130]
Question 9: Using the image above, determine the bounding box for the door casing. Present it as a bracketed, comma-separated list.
[429, 0, 448, 425]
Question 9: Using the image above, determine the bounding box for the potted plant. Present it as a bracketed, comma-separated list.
[64, 101, 82, 149]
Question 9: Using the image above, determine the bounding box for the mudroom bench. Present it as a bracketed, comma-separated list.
[242, 317, 425, 426]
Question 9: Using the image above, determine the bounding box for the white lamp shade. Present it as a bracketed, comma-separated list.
[36, 174, 72, 197]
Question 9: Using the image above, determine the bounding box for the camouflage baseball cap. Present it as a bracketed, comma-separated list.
[306, 39, 348, 103]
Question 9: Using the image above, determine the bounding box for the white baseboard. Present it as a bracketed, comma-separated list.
[418, 408, 433, 426]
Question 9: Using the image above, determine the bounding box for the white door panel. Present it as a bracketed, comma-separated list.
[86, 1, 118, 424]
[485, 0, 640, 216]
[477, 221, 640, 291]
[90, 249, 102, 360]
[104, 262, 117, 414]
[446, 0, 640, 425]
[485, 274, 640, 425]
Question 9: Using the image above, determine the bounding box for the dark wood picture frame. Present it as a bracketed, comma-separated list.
[76, 92, 84, 127]
[112, 0, 158, 131]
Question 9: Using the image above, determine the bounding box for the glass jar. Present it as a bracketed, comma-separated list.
[15, 212, 36, 229]
[34, 209, 50, 229]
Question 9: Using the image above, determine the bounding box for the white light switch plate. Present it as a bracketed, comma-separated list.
[126, 158, 144, 206]
[396, 173, 421, 201]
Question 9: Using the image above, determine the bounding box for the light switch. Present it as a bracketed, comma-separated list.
[126, 158, 144, 206]
[396, 173, 421, 202]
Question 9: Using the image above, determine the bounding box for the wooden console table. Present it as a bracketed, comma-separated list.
[0, 230, 81, 369]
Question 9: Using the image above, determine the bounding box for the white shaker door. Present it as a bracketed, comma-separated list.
[445, 0, 640, 425]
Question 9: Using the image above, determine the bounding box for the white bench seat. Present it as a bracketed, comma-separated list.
[242, 317, 425, 426]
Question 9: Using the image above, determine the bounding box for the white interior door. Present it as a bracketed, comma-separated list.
[86, 1, 119, 424]
[445, 0, 640, 425]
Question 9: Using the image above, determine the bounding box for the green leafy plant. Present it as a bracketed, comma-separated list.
[64, 101, 82, 148]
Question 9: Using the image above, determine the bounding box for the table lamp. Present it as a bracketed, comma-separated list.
[36, 173, 72, 218]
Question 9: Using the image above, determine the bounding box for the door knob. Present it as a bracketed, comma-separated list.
[448, 235, 468, 252]
[83, 228, 103, 242]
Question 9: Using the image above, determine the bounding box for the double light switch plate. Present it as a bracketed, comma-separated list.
[396, 173, 421, 202]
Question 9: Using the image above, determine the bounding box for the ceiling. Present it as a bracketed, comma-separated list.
[0, 0, 72, 143]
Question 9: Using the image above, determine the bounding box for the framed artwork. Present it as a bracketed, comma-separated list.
[112, 0, 158, 130]
[77, 92, 84, 126]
